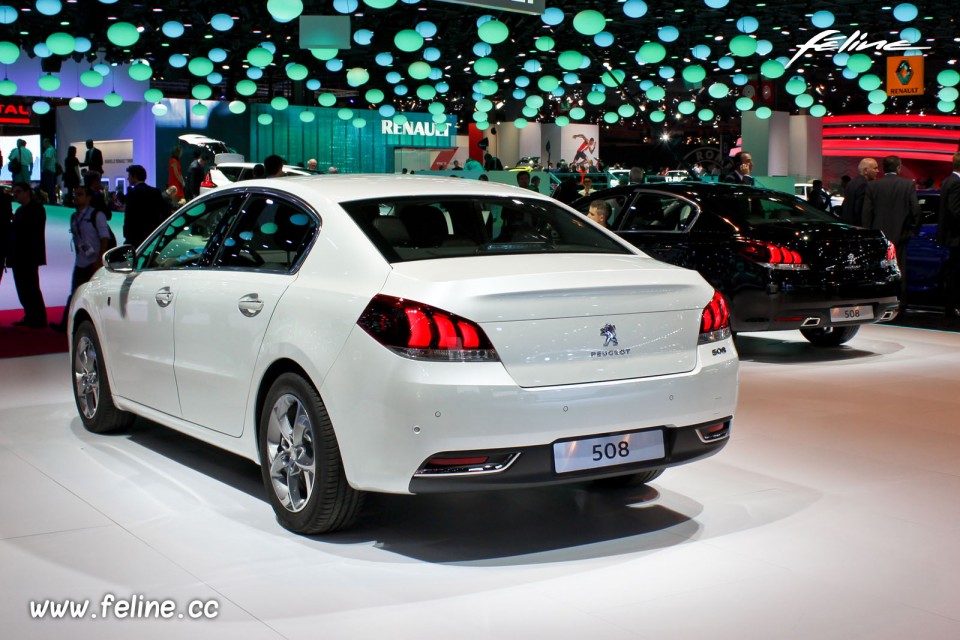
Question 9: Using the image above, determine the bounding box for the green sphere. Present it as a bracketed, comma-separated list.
[756, 106, 772, 119]
[846, 54, 872, 73]
[556, 115, 570, 126]
[478, 20, 509, 45]
[809, 104, 827, 117]
[394, 29, 424, 52]
[785, 76, 807, 95]
[573, 10, 606, 36]
[795, 93, 815, 108]
[618, 104, 636, 117]
[682, 65, 706, 83]
[408, 61, 432, 79]
[707, 82, 729, 99]
[858, 74, 882, 91]
[338, 108, 354, 120]
[38, 74, 61, 91]
[286, 63, 308, 81]
[417, 85, 437, 100]
[729, 35, 757, 57]
[143, 88, 163, 103]
[938, 69, 960, 87]
[0, 41, 20, 65]
[760, 59, 785, 79]
[474, 57, 498, 76]
[258, 113, 274, 126]
[248, 47, 273, 67]
[649, 110, 666, 123]
[80, 70, 104, 88]
[698, 108, 714, 121]
[535, 36, 555, 52]
[569, 107, 586, 120]
[236, 79, 258, 96]
[352, 117, 367, 128]
[128, 63, 152, 81]
[107, 22, 140, 47]
[600, 68, 625, 88]
[587, 90, 606, 105]
[188, 57, 214, 77]
[645, 86, 666, 101]
[271, 96, 289, 110]
[192, 84, 213, 100]
[677, 100, 696, 114]
[736, 97, 754, 111]
[318, 93, 337, 106]
[514, 118, 528, 129]
[46, 32, 75, 56]
[365, 89, 385, 103]
[603, 112, 619, 124]
[299, 110, 315, 122]
[538, 75, 560, 92]
[638, 42, 666, 64]
[229, 101, 247, 114]
[346, 68, 370, 86]
[558, 50, 584, 71]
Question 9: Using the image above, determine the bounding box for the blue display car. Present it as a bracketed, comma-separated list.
[905, 191, 951, 303]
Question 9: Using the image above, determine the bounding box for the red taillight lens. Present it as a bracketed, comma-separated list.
[358, 294, 499, 361]
[699, 291, 731, 344]
[739, 240, 804, 267]
[200, 172, 216, 189]
[886, 241, 897, 262]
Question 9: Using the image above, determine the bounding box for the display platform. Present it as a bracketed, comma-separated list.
[1, 324, 959, 639]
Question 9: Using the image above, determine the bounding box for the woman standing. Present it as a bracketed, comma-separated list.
[63, 145, 81, 207]
[168, 146, 184, 199]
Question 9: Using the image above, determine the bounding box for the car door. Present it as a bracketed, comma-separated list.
[100, 193, 243, 416]
[173, 192, 319, 436]
[613, 191, 700, 266]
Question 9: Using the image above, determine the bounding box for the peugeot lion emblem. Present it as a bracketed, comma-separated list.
[600, 324, 618, 347]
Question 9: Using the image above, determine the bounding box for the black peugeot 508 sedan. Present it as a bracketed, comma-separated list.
[573, 182, 901, 346]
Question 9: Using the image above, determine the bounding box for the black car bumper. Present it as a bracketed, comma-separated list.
[407, 418, 732, 493]
[730, 287, 900, 332]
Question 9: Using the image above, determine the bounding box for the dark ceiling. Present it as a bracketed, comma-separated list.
[5, 0, 960, 131]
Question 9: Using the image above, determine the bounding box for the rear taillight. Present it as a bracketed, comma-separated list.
[883, 240, 899, 270]
[699, 291, 731, 344]
[200, 172, 216, 189]
[358, 294, 499, 362]
[738, 240, 809, 270]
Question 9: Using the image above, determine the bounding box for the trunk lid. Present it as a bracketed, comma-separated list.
[380, 254, 713, 387]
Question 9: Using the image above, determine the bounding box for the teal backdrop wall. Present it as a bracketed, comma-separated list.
[249, 105, 456, 173]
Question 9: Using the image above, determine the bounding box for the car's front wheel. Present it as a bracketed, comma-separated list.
[259, 373, 364, 534]
[72, 320, 134, 433]
[799, 325, 860, 347]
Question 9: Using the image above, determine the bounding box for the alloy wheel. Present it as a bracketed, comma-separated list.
[265, 393, 317, 512]
[74, 335, 100, 419]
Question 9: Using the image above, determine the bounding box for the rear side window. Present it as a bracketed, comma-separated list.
[213, 195, 318, 272]
[342, 196, 630, 262]
[619, 193, 698, 232]
[714, 191, 838, 225]
[217, 166, 244, 182]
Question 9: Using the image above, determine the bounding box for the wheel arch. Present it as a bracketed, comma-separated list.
[254, 358, 317, 457]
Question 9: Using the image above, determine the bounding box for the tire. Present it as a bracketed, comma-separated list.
[592, 467, 665, 488]
[72, 320, 134, 434]
[799, 325, 860, 347]
[259, 373, 364, 534]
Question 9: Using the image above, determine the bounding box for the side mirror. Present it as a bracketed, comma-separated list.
[103, 245, 135, 273]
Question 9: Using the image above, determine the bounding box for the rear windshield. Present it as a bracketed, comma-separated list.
[341, 196, 631, 262]
[712, 190, 839, 226]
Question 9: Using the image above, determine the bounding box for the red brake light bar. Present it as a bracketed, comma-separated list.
[699, 291, 731, 344]
[739, 240, 807, 270]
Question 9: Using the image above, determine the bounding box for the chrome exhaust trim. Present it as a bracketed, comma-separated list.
[801, 317, 821, 327]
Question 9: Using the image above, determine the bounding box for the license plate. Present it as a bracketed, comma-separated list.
[553, 430, 665, 474]
[830, 305, 874, 323]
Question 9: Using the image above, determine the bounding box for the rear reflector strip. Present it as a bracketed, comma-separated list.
[415, 452, 521, 477]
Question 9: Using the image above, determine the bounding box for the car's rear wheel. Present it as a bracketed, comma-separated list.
[799, 325, 860, 347]
[259, 373, 364, 534]
[72, 321, 134, 433]
[592, 468, 665, 488]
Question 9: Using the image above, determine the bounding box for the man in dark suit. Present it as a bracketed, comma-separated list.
[0, 186, 11, 286]
[721, 151, 754, 185]
[80, 139, 103, 176]
[8, 182, 47, 328]
[841, 157, 879, 225]
[123, 165, 168, 248]
[939, 153, 960, 323]
[863, 155, 921, 305]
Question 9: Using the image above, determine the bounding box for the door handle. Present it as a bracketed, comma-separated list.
[155, 287, 173, 308]
[238, 294, 264, 317]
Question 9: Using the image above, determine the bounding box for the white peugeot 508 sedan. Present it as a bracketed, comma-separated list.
[68, 175, 739, 534]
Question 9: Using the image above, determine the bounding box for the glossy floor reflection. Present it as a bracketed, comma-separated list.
[1, 323, 959, 639]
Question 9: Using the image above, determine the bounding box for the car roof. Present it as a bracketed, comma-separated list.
[569, 180, 789, 207]
[212, 174, 557, 204]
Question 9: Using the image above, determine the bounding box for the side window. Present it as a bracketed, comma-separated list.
[573, 194, 629, 228]
[620, 194, 697, 232]
[136, 195, 241, 270]
[213, 195, 318, 272]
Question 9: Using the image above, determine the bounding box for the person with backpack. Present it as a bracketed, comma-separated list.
[50, 186, 113, 333]
[7, 139, 33, 185]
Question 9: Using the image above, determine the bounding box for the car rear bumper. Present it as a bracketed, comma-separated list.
[319, 331, 740, 494]
[730, 289, 900, 332]
[407, 417, 732, 493]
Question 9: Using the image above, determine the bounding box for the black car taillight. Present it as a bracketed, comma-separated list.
[200, 172, 216, 189]
[699, 291, 731, 344]
[358, 294, 499, 362]
[738, 239, 809, 270]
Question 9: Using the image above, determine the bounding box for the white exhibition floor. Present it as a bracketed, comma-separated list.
[1, 324, 959, 639]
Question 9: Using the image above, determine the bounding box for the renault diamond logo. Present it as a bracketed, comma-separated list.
[600, 323, 618, 347]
